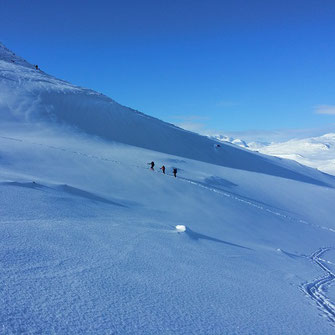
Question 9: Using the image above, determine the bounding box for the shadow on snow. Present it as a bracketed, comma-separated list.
[184, 227, 252, 250]
[1, 181, 127, 208]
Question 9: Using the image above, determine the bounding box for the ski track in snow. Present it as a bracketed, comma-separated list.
[1, 134, 335, 236]
[303, 248, 335, 324]
[178, 177, 335, 235]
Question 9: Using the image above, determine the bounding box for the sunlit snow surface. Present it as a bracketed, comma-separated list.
[1, 42, 335, 334]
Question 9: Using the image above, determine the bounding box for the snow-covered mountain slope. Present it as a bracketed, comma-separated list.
[1, 42, 333, 187]
[249, 134, 335, 176]
[1, 43, 335, 334]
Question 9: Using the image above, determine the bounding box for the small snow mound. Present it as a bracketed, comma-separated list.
[176, 225, 186, 232]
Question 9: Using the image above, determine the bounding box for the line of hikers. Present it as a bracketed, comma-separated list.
[148, 161, 177, 177]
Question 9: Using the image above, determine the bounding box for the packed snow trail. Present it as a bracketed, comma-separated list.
[303, 248, 335, 324]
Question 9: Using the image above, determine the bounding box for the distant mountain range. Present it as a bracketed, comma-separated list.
[212, 133, 335, 175]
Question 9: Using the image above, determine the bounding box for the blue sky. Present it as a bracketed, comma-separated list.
[1, 0, 335, 139]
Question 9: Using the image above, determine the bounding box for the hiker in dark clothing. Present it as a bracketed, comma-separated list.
[160, 165, 166, 174]
[173, 168, 177, 177]
[148, 161, 155, 170]
[35, 65, 39, 70]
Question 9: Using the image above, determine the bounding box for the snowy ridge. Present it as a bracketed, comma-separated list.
[0, 42, 35, 69]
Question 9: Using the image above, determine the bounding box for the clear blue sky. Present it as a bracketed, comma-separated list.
[1, 0, 335, 138]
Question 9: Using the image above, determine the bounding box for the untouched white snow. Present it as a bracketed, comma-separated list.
[1, 42, 335, 334]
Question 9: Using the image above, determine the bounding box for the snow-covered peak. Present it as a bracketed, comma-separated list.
[231, 138, 248, 148]
[210, 134, 249, 148]
[211, 134, 234, 143]
[0, 42, 34, 68]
